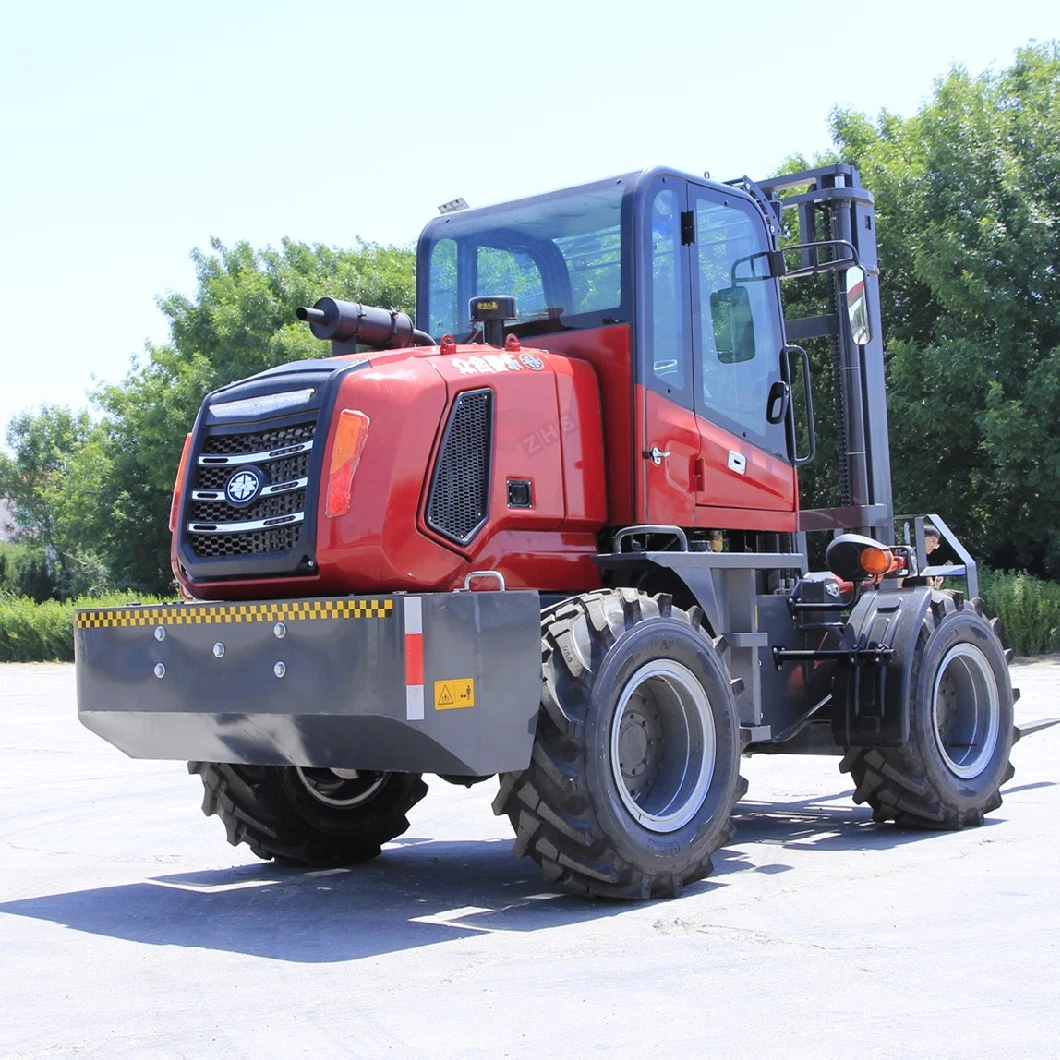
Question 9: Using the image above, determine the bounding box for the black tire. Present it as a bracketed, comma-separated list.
[188, 763, 428, 866]
[492, 588, 745, 899]
[840, 592, 1016, 828]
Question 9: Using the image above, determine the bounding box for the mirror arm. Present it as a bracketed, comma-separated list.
[777, 239, 866, 281]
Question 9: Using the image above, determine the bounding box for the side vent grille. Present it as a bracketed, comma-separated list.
[426, 388, 493, 545]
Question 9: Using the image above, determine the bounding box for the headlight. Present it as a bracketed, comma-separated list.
[210, 389, 316, 418]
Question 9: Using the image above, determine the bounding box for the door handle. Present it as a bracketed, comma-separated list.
[643, 446, 671, 466]
[783, 344, 816, 466]
[766, 379, 791, 425]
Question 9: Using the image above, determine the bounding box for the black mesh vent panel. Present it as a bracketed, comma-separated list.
[202, 422, 315, 455]
[196, 466, 230, 491]
[268, 451, 312, 483]
[189, 524, 301, 558]
[426, 389, 493, 545]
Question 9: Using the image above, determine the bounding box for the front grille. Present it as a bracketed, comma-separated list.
[202, 422, 315, 455]
[185, 417, 317, 561]
[196, 450, 310, 491]
[190, 523, 302, 558]
[270, 451, 312, 482]
[191, 488, 307, 524]
[426, 389, 493, 545]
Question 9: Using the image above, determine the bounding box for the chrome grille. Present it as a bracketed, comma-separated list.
[186, 418, 316, 560]
[191, 488, 307, 524]
[195, 450, 310, 490]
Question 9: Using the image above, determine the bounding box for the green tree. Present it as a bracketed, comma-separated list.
[0, 406, 90, 543]
[0, 406, 111, 598]
[808, 42, 1060, 577]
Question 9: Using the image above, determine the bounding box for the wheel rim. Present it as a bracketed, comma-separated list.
[295, 768, 387, 807]
[610, 660, 716, 833]
[931, 644, 1000, 779]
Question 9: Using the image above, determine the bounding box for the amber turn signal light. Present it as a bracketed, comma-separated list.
[825, 533, 898, 583]
[325, 410, 371, 518]
[858, 546, 894, 576]
[169, 433, 193, 534]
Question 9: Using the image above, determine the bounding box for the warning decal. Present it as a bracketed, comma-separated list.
[434, 678, 475, 710]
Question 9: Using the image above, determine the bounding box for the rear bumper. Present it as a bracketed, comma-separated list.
[75, 591, 542, 776]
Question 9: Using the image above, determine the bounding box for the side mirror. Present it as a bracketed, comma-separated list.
[710, 285, 756, 364]
[845, 266, 871, 345]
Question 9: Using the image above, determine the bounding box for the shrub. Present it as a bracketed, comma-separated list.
[977, 568, 1060, 657]
[0, 592, 165, 662]
[0, 597, 75, 661]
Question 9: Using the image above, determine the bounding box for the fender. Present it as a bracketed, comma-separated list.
[831, 586, 934, 748]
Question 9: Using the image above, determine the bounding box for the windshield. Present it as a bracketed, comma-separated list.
[419, 180, 628, 341]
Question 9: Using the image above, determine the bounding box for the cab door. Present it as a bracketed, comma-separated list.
[637, 177, 700, 527]
[686, 184, 797, 523]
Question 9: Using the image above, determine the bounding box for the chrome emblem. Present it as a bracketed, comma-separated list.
[519, 352, 544, 371]
[225, 468, 263, 507]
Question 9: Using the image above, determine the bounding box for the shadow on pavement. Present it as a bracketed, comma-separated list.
[1001, 780, 1056, 795]
[719, 786, 1007, 874]
[0, 785, 1021, 960]
[0, 837, 645, 962]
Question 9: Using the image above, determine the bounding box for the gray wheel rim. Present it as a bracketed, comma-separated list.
[931, 644, 1000, 779]
[610, 659, 716, 833]
[295, 768, 387, 807]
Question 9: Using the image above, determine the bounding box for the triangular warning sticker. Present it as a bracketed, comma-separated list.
[434, 677, 474, 709]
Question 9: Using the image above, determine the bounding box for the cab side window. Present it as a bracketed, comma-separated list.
[427, 238, 459, 338]
[694, 195, 784, 445]
[648, 187, 687, 395]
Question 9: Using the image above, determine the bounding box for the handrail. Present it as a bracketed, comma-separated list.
[612, 525, 690, 554]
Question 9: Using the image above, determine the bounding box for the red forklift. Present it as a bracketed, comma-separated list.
[76, 164, 1018, 898]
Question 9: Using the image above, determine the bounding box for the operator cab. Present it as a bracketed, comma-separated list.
[416, 169, 798, 531]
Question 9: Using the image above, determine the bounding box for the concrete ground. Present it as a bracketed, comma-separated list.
[1, 660, 1057, 1058]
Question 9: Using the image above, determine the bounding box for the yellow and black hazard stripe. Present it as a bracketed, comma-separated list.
[75, 598, 394, 629]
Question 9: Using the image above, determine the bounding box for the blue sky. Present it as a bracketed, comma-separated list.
[1, 0, 1055, 439]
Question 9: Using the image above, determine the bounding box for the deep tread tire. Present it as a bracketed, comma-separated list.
[840, 592, 1016, 828]
[188, 763, 428, 866]
[493, 588, 744, 899]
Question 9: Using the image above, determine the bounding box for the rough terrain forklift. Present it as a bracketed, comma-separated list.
[76, 164, 1019, 898]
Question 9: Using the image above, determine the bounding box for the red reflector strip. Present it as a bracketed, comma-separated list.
[404, 597, 424, 720]
[405, 634, 424, 685]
